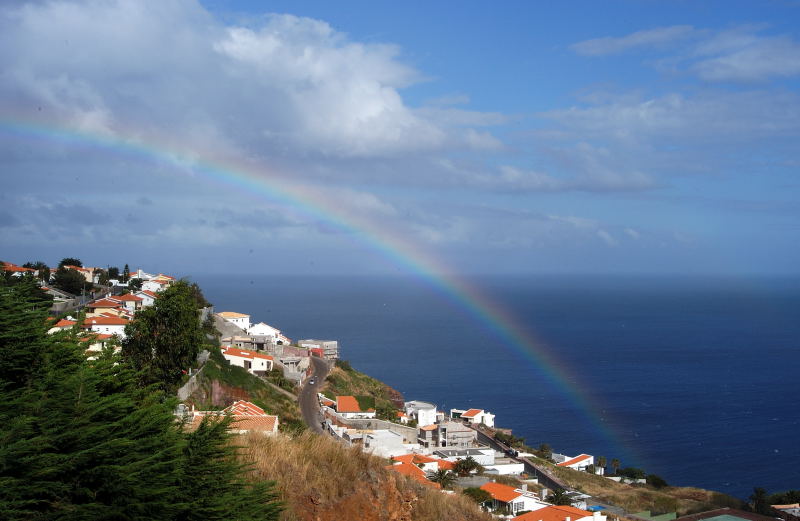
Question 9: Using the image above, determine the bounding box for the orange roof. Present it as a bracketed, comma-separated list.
[84, 316, 129, 326]
[88, 298, 121, 308]
[222, 346, 273, 361]
[396, 411, 407, 417]
[224, 400, 267, 416]
[3, 264, 34, 272]
[385, 463, 441, 489]
[437, 459, 456, 471]
[114, 293, 143, 301]
[513, 505, 591, 521]
[218, 311, 249, 318]
[480, 482, 520, 503]
[461, 408, 483, 418]
[189, 414, 277, 433]
[392, 454, 438, 465]
[557, 454, 592, 467]
[53, 319, 77, 328]
[79, 333, 113, 343]
[420, 424, 438, 431]
[140, 290, 159, 298]
[336, 395, 362, 413]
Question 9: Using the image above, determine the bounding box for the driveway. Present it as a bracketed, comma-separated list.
[298, 356, 332, 433]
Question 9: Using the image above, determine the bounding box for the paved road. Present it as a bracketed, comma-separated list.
[298, 357, 332, 434]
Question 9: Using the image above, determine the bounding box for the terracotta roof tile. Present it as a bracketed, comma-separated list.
[480, 482, 520, 503]
[336, 395, 362, 413]
[461, 408, 483, 418]
[557, 454, 592, 467]
[513, 505, 592, 521]
[385, 463, 441, 489]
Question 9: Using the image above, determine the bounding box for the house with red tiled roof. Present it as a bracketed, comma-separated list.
[86, 297, 125, 317]
[480, 482, 551, 516]
[80, 332, 118, 359]
[141, 278, 171, 293]
[384, 462, 441, 489]
[48, 318, 77, 334]
[221, 346, 274, 376]
[335, 395, 376, 419]
[390, 453, 456, 473]
[114, 292, 143, 312]
[513, 504, 605, 521]
[217, 311, 251, 331]
[83, 315, 129, 339]
[189, 400, 279, 435]
[134, 290, 158, 307]
[451, 407, 495, 427]
[554, 453, 599, 474]
[2, 262, 36, 276]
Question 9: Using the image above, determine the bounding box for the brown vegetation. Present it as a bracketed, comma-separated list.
[549, 465, 743, 515]
[241, 432, 493, 521]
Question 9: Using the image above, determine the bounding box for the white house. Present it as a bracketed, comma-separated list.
[481, 482, 551, 516]
[221, 346, 274, 376]
[335, 395, 376, 419]
[83, 315, 129, 339]
[141, 279, 170, 293]
[452, 408, 495, 427]
[405, 400, 437, 427]
[555, 453, 599, 473]
[247, 321, 281, 338]
[217, 311, 251, 331]
[114, 293, 143, 312]
[134, 290, 158, 307]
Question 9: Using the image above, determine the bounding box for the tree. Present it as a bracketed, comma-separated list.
[58, 257, 82, 268]
[597, 456, 607, 472]
[547, 488, 574, 506]
[128, 278, 143, 290]
[177, 416, 282, 521]
[463, 487, 492, 505]
[618, 467, 646, 480]
[123, 263, 130, 282]
[454, 456, 482, 477]
[108, 266, 120, 280]
[427, 469, 457, 490]
[22, 261, 50, 282]
[749, 487, 773, 515]
[647, 474, 669, 489]
[611, 458, 621, 475]
[52, 266, 88, 295]
[122, 280, 206, 391]
[536, 443, 552, 460]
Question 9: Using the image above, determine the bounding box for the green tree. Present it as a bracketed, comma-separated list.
[749, 487, 773, 515]
[454, 456, 482, 477]
[597, 456, 607, 472]
[177, 416, 282, 521]
[52, 266, 88, 295]
[123, 263, 130, 282]
[128, 278, 143, 290]
[611, 458, 621, 475]
[0, 280, 52, 388]
[536, 443, 552, 460]
[58, 257, 82, 268]
[22, 261, 50, 282]
[547, 488, 574, 506]
[618, 467, 646, 480]
[427, 469, 457, 490]
[108, 266, 120, 280]
[463, 487, 492, 505]
[647, 474, 669, 489]
[122, 280, 206, 391]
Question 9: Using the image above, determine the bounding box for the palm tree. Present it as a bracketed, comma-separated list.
[611, 458, 620, 476]
[427, 469, 457, 489]
[547, 488, 574, 506]
[597, 456, 607, 474]
[454, 456, 482, 477]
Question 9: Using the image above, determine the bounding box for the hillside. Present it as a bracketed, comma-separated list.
[321, 359, 405, 419]
[186, 346, 307, 433]
[242, 431, 493, 521]
[548, 460, 743, 516]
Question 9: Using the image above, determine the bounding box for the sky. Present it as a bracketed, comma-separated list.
[1, 0, 799, 276]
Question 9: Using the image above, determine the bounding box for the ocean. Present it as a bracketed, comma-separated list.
[193, 274, 800, 499]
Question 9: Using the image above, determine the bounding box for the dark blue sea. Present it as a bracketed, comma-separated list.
[192, 274, 800, 499]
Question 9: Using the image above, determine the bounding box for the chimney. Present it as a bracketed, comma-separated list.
[522, 484, 528, 492]
[566, 517, 571, 521]
[541, 488, 549, 500]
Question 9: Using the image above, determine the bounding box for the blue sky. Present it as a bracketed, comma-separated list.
[1, 0, 799, 275]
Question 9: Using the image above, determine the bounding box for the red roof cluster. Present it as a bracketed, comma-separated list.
[221, 346, 274, 361]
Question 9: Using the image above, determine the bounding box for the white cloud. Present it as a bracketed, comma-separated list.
[625, 228, 641, 240]
[0, 1, 502, 160]
[596, 229, 618, 247]
[571, 25, 695, 56]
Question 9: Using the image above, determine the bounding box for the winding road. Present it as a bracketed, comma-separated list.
[298, 356, 332, 433]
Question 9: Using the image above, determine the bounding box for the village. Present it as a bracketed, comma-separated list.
[3, 259, 797, 521]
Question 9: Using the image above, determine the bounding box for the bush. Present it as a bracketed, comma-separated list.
[463, 487, 492, 504]
[647, 474, 669, 489]
[618, 467, 646, 480]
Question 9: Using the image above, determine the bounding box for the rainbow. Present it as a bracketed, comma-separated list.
[1, 116, 638, 464]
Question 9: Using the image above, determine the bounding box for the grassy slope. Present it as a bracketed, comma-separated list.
[321, 362, 401, 416]
[189, 346, 306, 433]
[547, 463, 743, 515]
[242, 431, 492, 521]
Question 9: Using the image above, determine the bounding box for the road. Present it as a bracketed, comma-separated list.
[298, 356, 332, 434]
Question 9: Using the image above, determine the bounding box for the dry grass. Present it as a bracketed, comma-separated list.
[549, 465, 743, 515]
[240, 432, 493, 521]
